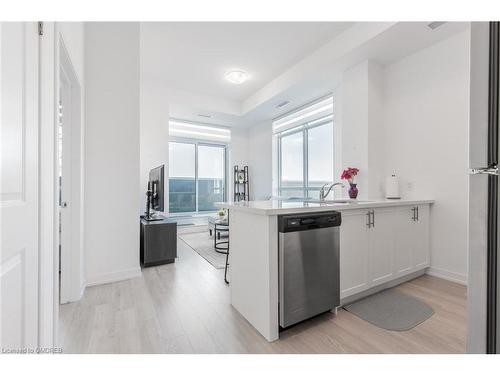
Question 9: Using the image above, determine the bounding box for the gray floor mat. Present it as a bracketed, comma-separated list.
[343, 288, 434, 331]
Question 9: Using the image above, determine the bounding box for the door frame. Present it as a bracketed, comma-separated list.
[38, 21, 58, 348]
[38, 22, 85, 348]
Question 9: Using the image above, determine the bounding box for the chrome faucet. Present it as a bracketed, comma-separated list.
[319, 182, 345, 201]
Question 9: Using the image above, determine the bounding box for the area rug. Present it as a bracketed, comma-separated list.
[178, 228, 227, 269]
[343, 289, 434, 331]
[178, 224, 210, 235]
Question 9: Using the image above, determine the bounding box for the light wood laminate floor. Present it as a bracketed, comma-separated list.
[59, 236, 467, 354]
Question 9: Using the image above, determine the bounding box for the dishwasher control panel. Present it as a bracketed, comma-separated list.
[278, 211, 341, 233]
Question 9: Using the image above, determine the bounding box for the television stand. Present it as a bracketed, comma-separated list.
[140, 216, 177, 267]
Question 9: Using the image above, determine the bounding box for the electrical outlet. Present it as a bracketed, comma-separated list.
[407, 182, 413, 191]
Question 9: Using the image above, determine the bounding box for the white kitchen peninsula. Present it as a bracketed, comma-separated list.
[216, 199, 434, 342]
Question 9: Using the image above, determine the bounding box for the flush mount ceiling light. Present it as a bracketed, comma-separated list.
[225, 70, 248, 84]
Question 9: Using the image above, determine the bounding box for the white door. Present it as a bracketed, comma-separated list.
[339, 210, 370, 298]
[368, 209, 395, 286]
[1, 22, 39, 350]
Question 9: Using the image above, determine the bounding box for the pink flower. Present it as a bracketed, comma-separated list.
[341, 167, 359, 183]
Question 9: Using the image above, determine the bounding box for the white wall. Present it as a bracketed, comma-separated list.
[140, 23, 171, 216]
[340, 62, 369, 199]
[367, 61, 385, 199]
[228, 127, 249, 200]
[339, 60, 385, 200]
[229, 128, 248, 170]
[139, 78, 169, 215]
[247, 121, 273, 200]
[383, 30, 470, 284]
[84, 22, 141, 285]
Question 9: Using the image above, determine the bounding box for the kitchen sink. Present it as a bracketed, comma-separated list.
[298, 199, 373, 204]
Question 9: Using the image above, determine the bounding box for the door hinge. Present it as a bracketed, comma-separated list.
[38, 22, 44, 36]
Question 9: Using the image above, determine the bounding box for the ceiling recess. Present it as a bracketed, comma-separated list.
[276, 100, 290, 109]
[427, 21, 446, 30]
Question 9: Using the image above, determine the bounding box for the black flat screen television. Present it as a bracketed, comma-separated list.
[149, 165, 165, 212]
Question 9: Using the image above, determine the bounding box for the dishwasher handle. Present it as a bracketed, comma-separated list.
[300, 218, 316, 225]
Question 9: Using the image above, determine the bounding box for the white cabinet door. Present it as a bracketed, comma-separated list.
[340, 204, 431, 301]
[393, 207, 414, 277]
[412, 205, 430, 269]
[1, 22, 39, 350]
[369, 209, 396, 286]
[340, 210, 370, 298]
[393, 205, 430, 276]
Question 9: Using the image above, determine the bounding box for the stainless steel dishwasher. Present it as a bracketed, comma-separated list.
[278, 211, 341, 328]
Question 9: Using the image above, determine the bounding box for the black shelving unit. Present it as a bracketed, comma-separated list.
[234, 165, 249, 201]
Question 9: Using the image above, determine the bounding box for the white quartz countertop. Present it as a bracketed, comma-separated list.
[216, 199, 434, 216]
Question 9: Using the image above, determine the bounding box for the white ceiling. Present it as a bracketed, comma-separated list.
[239, 21, 470, 126]
[140, 22, 470, 128]
[140, 22, 353, 102]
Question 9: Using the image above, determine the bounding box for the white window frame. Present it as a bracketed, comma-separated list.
[274, 95, 334, 198]
[277, 118, 334, 198]
[168, 137, 228, 215]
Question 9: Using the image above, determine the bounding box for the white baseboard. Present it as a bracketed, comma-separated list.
[85, 267, 142, 287]
[426, 266, 468, 285]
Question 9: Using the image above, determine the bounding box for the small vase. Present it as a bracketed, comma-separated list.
[348, 183, 358, 199]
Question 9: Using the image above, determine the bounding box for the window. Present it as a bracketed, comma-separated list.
[274, 96, 334, 198]
[197, 145, 226, 211]
[168, 142, 196, 213]
[307, 122, 334, 198]
[168, 120, 229, 214]
[279, 131, 304, 198]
